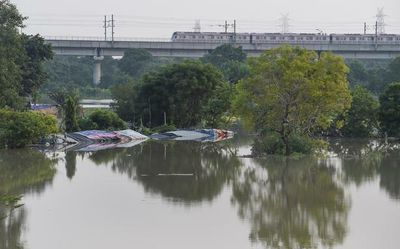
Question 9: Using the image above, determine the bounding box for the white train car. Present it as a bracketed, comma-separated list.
[171, 31, 400, 45]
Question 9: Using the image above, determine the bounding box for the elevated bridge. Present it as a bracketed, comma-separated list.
[45, 36, 400, 84]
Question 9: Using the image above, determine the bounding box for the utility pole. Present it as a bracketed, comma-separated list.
[375, 21, 378, 49]
[233, 20, 237, 43]
[111, 14, 115, 43]
[103, 15, 107, 41]
[364, 22, 367, 35]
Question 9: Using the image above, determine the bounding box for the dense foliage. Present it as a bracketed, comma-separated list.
[202, 44, 249, 84]
[234, 46, 352, 155]
[347, 58, 400, 94]
[0, 109, 58, 148]
[112, 60, 231, 128]
[379, 83, 400, 137]
[79, 109, 127, 130]
[0, 0, 53, 109]
[64, 96, 79, 132]
[342, 86, 379, 137]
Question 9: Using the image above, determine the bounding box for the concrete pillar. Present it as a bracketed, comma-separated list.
[93, 56, 104, 85]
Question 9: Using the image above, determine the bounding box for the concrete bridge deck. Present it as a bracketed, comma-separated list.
[45, 37, 400, 60]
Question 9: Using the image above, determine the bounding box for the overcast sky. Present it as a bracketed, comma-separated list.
[11, 0, 400, 39]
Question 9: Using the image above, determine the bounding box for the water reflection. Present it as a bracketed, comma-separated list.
[0, 149, 58, 249]
[330, 139, 400, 200]
[231, 156, 350, 249]
[87, 140, 242, 204]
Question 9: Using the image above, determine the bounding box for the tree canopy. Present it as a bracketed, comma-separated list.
[379, 82, 400, 137]
[342, 86, 379, 137]
[202, 44, 249, 84]
[118, 48, 154, 79]
[0, 0, 53, 109]
[112, 60, 230, 128]
[234, 46, 352, 155]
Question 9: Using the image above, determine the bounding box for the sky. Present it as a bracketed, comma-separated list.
[11, 0, 400, 39]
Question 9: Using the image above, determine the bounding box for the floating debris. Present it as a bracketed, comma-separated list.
[150, 129, 234, 142]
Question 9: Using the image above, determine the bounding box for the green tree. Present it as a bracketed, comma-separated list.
[388, 57, 400, 84]
[342, 86, 379, 137]
[129, 60, 229, 127]
[202, 44, 248, 84]
[0, 0, 26, 109]
[203, 44, 247, 65]
[87, 109, 127, 130]
[234, 46, 352, 155]
[111, 80, 139, 122]
[379, 82, 400, 137]
[347, 60, 368, 88]
[118, 49, 153, 79]
[64, 96, 79, 132]
[20, 34, 53, 102]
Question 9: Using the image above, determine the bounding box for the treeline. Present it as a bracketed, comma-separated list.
[0, 0, 57, 148]
[347, 58, 400, 94]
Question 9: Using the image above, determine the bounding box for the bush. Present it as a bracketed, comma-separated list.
[151, 124, 177, 133]
[78, 117, 98, 130]
[86, 109, 127, 130]
[0, 109, 58, 148]
[252, 132, 322, 156]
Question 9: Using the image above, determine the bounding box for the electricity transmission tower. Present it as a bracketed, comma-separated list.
[279, 14, 290, 34]
[376, 8, 386, 34]
[193, 20, 201, 32]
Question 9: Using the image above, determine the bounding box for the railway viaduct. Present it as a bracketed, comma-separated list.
[45, 37, 400, 84]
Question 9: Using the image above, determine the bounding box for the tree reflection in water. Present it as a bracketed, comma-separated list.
[231, 156, 350, 249]
[329, 139, 400, 200]
[87, 140, 242, 204]
[0, 149, 58, 249]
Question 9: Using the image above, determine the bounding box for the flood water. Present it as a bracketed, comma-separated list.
[1, 137, 400, 249]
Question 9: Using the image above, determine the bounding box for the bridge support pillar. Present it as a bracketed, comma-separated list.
[93, 56, 104, 85]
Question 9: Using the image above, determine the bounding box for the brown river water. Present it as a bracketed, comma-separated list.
[1, 137, 400, 249]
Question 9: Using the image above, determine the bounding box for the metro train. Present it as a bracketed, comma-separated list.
[171, 31, 400, 44]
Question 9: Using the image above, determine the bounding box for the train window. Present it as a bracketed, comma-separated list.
[349, 37, 356, 40]
[174, 35, 177, 39]
[201, 36, 205, 39]
[270, 36, 276, 40]
[306, 37, 313, 40]
[322, 37, 326, 40]
[297, 37, 303, 40]
[210, 36, 214, 39]
[387, 37, 393, 41]
[192, 35, 196, 39]
[288, 36, 294, 40]
[244, 36, 247, 39]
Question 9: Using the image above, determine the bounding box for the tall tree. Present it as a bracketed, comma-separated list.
[379, 82, 400, 137]
[234, 46, 352, 155]
[20, 34, 53, 101]
[342, 86, 379, 137]
[118, 49, 153, 79]
[202, 44, 249, 84]
[114, 60, 229, 127]
[0, 0, 26, 109]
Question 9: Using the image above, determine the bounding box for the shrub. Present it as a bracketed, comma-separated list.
[0, 109, 58, 148]
[252, 132, 322, 156]
[78, 117, 98, 130]
[87, 109, 127, 130]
